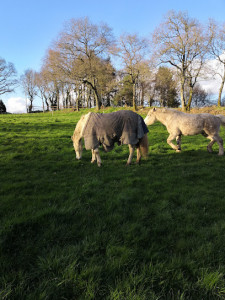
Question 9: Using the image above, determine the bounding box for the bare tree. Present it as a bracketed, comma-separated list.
[118, 34, 149, 110]
[41, 50, 64, 110]
[35, 70, 53, 112]
[53, 17, 115, 110]
[208, 20, 225, 107]
[137, 61, 153, 107]
[0, 57, 18, 95]
[20, 69, 37, 112]
[152, 10, 208, 111]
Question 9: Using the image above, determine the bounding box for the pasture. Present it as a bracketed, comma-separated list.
[1, 108, 225, 299]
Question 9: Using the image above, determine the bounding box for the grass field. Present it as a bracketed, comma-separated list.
[1, 108, 225, 299]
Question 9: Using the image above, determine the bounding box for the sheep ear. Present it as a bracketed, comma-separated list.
[71, 136, 73, 141]
[153, 107, 156, 112]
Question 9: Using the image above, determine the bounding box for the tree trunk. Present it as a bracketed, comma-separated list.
[65, 90, 70, 108]
[28, 95, 33, 113]
[76, 98, 79, 111]
[186, 86, 193, 111]
[93, 87, 101, 110]
[44, 96, 49, 111]
[41, 97, 45, 112]
[132, 82, 137, 111]
[56, 89, 60, 110]
[84, 79, 101, 110]
[180, 77, 186, 111]
[140, 83, 145, 107]
[76, 88, 80, 111]
[218, 66, 225, 107]
[149, 96, 153, 107]
[87, 89, 92, 108]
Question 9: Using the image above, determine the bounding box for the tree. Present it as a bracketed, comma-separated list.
[91, 57, 116, 107]
[153, 10, 208, 111]
[54, 17, 115, 110]
[222, 95, 225, 106]
[0, 100, 6, 113]
[191, 84, 212, 107]
[0, 57, 17, 95]
[208, 20, 225, 107]
[35, 70, 50, 111]
[114, 74, 133, 106]
[136, 61, 153, 107]
[41, 50, 63, 110]
[20, 69, 37, 112]
[119, 34, 149, 110]
[154, 67, 180, 107]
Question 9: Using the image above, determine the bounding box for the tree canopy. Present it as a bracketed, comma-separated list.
[0, 99, 6, 113]
[0, 58, 17, 96]
[152, 10, 208, 110]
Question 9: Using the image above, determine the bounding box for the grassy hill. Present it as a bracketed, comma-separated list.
[1, 108, 225, 299]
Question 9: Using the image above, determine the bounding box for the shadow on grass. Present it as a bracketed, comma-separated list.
[1, 147, 225, 299]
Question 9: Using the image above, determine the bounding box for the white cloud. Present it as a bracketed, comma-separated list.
[6, 97, 27, 114]
[200, 77, 220, 94]
[199, 56, 225, 95]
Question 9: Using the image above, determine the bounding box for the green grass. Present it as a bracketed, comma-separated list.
[1, 108, 225, 299]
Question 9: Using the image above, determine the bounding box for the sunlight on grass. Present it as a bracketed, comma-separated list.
[1, 109, 225, 299]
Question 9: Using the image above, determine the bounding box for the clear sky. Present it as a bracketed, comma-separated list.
[1, 0, 225, 112]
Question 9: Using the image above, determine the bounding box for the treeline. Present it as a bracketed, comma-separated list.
[1, 11, 225, 112]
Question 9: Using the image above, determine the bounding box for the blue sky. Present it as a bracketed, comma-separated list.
[1, 0, 225, 112]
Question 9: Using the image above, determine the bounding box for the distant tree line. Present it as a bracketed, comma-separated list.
[1, 11, 225, 113]
[0, 100, 6, 113]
